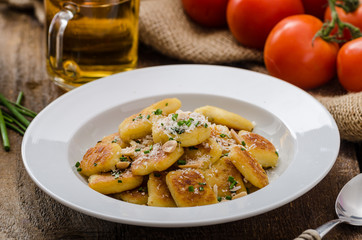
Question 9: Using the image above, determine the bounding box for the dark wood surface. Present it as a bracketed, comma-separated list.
[0, 6, 361, 240]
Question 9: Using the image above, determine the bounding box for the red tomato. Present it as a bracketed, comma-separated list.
[301, 0, 328, 19]
[264, 15, 339, 90]
[337, 37, 362, 92]
[324, 0, 362, 42]
[181, 0, 229, 28]
[226, 0, 304, 49]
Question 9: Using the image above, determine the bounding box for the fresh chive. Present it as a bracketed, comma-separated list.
[77, 167, 82, 172]
[217, 196, 222, 202]
[177, 159, 186, 165]
[154, 172, 161, 177]
[5, 122, 24, 135]
[144, 150, 150, 154]
[240, 147, 245, 151]
[275, 151, 279, 157]
[241, 141, 246, 146]
[199, 187, 204, 191]
[195, 121, 200, 127]
[220, 134, 227, 138]
[222, 153, 229, 157]
[204, 123, 208, 128]
[225, 195, 232, 200]
[188, 146, 198, 150]
[135, 148, 141, 152]
[2, 112, 27, 131]
[0, 93, 30, 127]
[16, 91, 24, 105]
[172, 113, 178, 121]
[153, 109, 162, 115]
[118, 179, 122, 183]
[94, 163, 97, 166]
[0, 108, 10, 151]
[75, 161, 80, 167]
[199, 182, 206, 185]
[120, 156, 128, 161]
[146, 115, 150, 119]
[188, 186, 194, 192]
[165, 103, 168, 106]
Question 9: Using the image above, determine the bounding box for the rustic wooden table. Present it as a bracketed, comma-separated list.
[0, 6, 361, 240]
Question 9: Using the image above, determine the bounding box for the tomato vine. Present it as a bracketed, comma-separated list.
[315, 0, 362, 42]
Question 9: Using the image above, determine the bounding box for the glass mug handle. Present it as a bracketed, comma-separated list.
[47, 3, 78, 71]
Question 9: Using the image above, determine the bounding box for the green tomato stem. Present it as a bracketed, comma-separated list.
[315, 0, 362, 43]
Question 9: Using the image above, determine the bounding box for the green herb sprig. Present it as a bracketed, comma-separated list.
[0, 92, 37, 151]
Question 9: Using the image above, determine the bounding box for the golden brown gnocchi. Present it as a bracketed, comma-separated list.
[76, 98, 279, 207]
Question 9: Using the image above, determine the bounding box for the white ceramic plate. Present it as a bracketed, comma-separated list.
[22, 65, 340, 227]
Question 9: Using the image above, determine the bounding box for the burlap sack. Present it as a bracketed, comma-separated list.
[3, 0, 362, 142]
[139, 0, 362, 142]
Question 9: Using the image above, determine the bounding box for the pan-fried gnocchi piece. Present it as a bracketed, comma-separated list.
[166, 169, 218, 207]
[230, 146, 269, 189]
[194, 105, 254, 131]
[238, 131, 279, 168]
[112, 187, 148, 205]
[147, 172, 177, 207]
[80, 142, 122, 177]
[119, 98, 182, 142]
[204, 157, 247, 200]
[178, 138, 222, 169]
[152, 110, 211, 147]
[99, 132, 128, 148]
[131, 142, 184, 175]
[88, 169, 143, 195]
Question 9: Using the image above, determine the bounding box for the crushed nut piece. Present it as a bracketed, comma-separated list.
[120, 147, 136, 156]
[230, 129, 242, 145]
[116, 161, 130, 169]
[232, 191, 247, 200]
[162, 140, 177, 153]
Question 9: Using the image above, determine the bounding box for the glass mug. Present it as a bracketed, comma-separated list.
[45, 0, 139, 91]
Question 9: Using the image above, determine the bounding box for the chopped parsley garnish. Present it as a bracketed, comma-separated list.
[241, 141, 246, 146]
[153, 109, 162, 115]
[75, 161, 80, 167]
[177, 159, 186, 165]
[188, 186, 194, 192]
